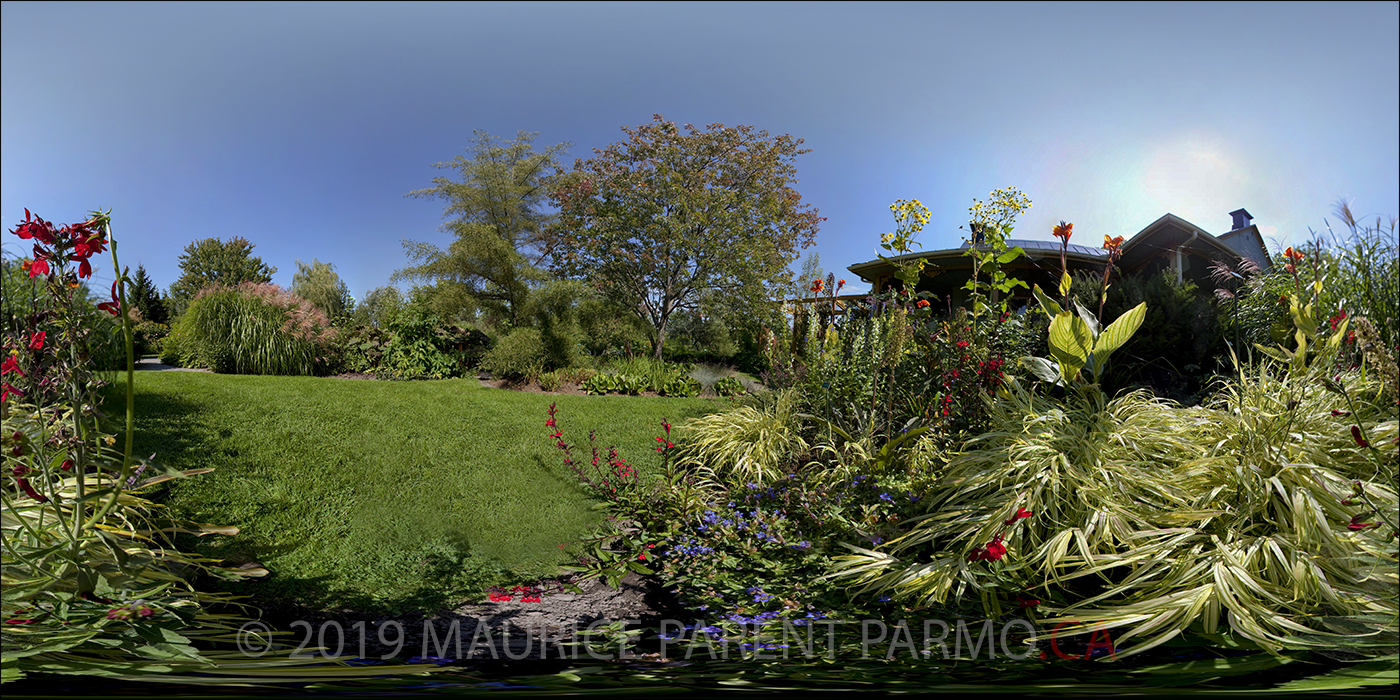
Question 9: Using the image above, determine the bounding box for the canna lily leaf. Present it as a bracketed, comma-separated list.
[1049, 311, 1092, 381]
[1032, 284, 1064, 317]
[1088, 301, 1146, 381]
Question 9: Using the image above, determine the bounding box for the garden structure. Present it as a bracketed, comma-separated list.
[847, 207, 1270, 309]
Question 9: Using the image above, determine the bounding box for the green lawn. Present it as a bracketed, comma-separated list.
[104, 372, 726, 613]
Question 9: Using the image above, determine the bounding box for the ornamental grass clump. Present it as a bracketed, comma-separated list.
[175, 282, 335, 375]
[829, 297, 1398, 658]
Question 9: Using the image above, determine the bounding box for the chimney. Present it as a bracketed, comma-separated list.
[1229, 208, 1253, 231]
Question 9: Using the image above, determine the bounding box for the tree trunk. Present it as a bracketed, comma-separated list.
[652, 316, 668, 361]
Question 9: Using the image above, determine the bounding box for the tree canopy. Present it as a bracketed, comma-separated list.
[128, 264, 168, 325]
[550, 115, 822, 358]
[394, 130, 570, 327]
[168, 237, 276, 316]
[291, 258, 353, 322]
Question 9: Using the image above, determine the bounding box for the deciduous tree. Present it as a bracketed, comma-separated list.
[291, 258, 353, 322]
[168, 237, 276, 316]
[550, 115, 822, 359]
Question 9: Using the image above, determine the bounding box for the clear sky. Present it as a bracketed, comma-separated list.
[4, 1, 1397, 300]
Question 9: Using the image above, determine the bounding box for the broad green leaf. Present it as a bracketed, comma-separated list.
[1290, 298, 1317, 338]
[1031, 284, 1064, 317]
[996, 246, 1025, 264]
[1327, 317, 1350, 352]
[1049, 312, 1092, 381]
[1020, 356, 1063, 385]
[1058, 271, 1072, 298]
[1073, 299, 1101, 338]
[1090, 302, 1147, 379]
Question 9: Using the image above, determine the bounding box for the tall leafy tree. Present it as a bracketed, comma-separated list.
[168, 237, 276, 316]
[394, 130, 570, 327]
[550, 115, 822, 359]
[291, 258, 353, 322]
[352, 285, 406, 328]
[127, 264, 168, 325]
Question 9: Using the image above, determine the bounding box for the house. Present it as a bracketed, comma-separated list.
[846, 208, 1272, 307]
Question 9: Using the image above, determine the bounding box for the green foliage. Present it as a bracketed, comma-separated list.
[127, 264, 168, 325]
[878, 198, 931, 289]
[961, 187, 1031, 315]
[352, 285, 406, 328]
[109, 373, 720, 612]
[713, 375, 746, 397]
[551, 115, 822, 359]
[396, 130, 569, 326]
[1022, 284, 1146, 387]
[379, 307, 488, 380]
[291, 258, 353, 323]
[167, 237, 276, 316]
[169, 283, 334, 375]
[827, 360, 1398, 658]
[479, 326, 545, 381]
[1226, 201, 1398, 354]
[131, 319, 168, 357]
[1066, 268, 1224, 399]
[675, 388, 808, 486]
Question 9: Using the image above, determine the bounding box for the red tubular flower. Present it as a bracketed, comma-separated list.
[1016, 595, 1041, 609]
[27, 332, 44, 351]
[1, 384, 23, 402]
[17, 478, 47, 503]
[969, 535, 1007, 562]
[96, 281, 121, 316]
[1352, 426, 1369, 448]
[60, 460, 74, 472]
[1, 356, 23, 377]
[27, 258, 49, 278]
[1004, 508, 1034, 526]
[1331, 410, 1352, 417]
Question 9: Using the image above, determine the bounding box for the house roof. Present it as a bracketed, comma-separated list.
[847, 211, 1269, 284]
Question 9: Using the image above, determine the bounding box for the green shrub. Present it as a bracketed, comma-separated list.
[132, 319, 168, 357]
[168, 283, 334, 375]
[538, 369, 565, 391]
[480, 327, 545, 381]
[581, 372, 618, 395]
[713, 375, 745, 397]
[660, 372, 701, 397]
[381, 309, 459, 379]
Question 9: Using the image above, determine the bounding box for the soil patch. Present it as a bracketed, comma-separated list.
[257, 573, 683, 662]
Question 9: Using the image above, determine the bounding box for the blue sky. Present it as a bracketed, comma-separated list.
[3, 1, 1397, 300]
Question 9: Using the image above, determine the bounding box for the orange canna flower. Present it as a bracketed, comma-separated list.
[1284, 246, 1305, 262]
[1102, 235, 1125, 251]
[811, 278, 824, 293]
[1052, 221, 1073, 242]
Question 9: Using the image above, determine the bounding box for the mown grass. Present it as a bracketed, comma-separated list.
[102, 372, 726, 614]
